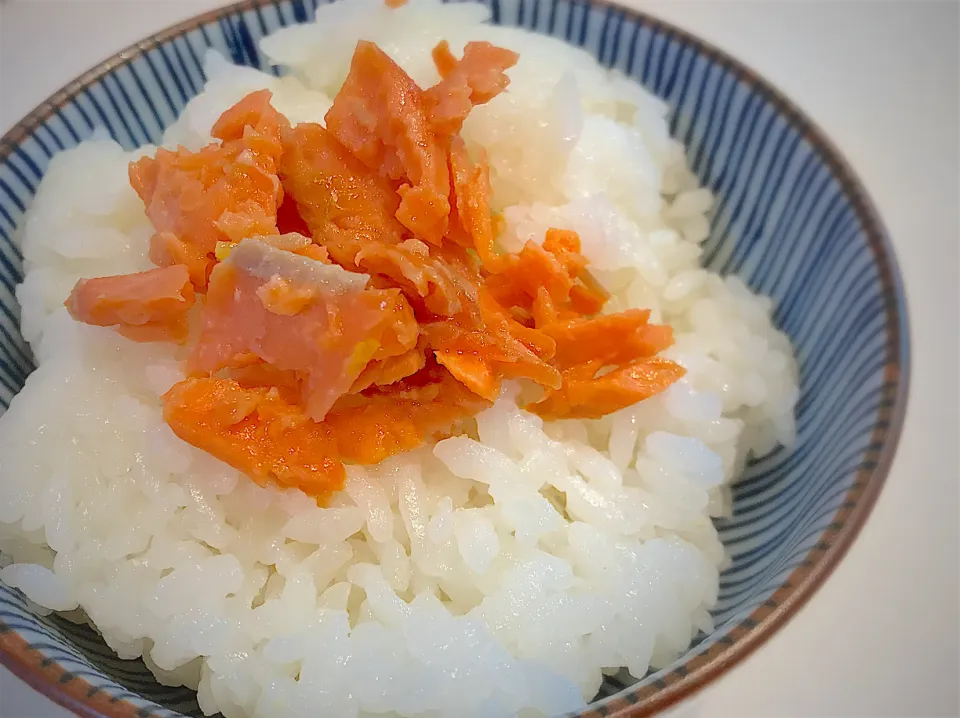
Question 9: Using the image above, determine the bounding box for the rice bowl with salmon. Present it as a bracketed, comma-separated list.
[0, 1, 800, 716]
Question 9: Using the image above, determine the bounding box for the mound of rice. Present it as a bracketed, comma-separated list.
[0, 1, 798, 716]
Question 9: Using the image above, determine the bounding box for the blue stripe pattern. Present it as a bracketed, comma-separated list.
[0, 0, 908, 716]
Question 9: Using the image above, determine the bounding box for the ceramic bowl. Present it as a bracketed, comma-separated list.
[0, 1, 909, 716]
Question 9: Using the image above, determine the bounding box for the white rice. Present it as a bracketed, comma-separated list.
[0, 1, 799, 716]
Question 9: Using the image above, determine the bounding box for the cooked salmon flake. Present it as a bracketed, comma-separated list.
[448, 138, 499, 268]
[325, 41, 451, 244]
[257, 276, 318, 316]
[325, 362, 489, 465]
[63, 39, 684, 499]
[163, 377, 346, 498]
[129, 90, 289, 289]
[65, 265, 196, 344]
[425, 41, 519, 138]
[190, 243, 417, 422]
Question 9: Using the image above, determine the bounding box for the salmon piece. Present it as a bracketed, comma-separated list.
[211, 90, 288, 146]
[487, 240, 573, 310]
[350, 342, 427, 393]
[144, 231, 210, 289]
[425, 41, 519, 138]
[385, 0, 408, 7]
[279, 122, 406, 245]
[163, 377, 344, 499]
[527, 357, 687, 420]
[226, 355, 305, 405]
[449, 138, 498, 268]
[531, 285, 561, 327]
[425, 288, 559, 400]
[300, 244, 331, 263]
[473, 225, 683, 417]
[542, 228, 608, 315]
[432, 352, 498, 399]
[257, 275, 319, 316]
[216, 232, 330, 264]
[485, 229, 609, 323]
[568, 278, 608, 317]
[541, 228, 588, 275]
[317, 235, 481, 321]
[325, 41, 450, 244]
[527, 303, 682, 419]
[65, 265, 195, 343]
[543, 310, 675, 369]
[353, 238, 467, 316]
[256, 232, 313, 253]
[191, 239, 418, 420]
[431, 42, 459, 78]
[326, 364, 489, 465]
[130, 90, 289, 288]
[476, 287, 556, 360]
[396, 236, 562, 401]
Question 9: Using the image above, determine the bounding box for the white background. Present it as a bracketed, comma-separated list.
[0, 1, 957, 717]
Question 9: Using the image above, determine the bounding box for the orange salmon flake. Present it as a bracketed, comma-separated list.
[425, 41, 519, 138]
[256, 276, 318, 316]
[326, 363, 489, 465]
[64, 38, 684, 500]
[129, 90, 288, 288]
[65, 264, 196, 343]
[325, 41, 451, 244]
[279, 122, 406, 245]
[528, 357, 686, 420]
[191, 250, 417, 422]
[163, 377, 345, 498]
[448, 138, 498, 268]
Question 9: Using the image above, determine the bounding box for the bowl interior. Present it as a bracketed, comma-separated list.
[0, 0, 907, 716]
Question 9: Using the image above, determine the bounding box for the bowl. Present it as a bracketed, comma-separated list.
[0, 0, 909, 716]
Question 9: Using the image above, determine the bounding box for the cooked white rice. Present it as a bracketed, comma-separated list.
[0, 1, 798, 716]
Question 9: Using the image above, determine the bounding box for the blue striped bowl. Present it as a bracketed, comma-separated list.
[0, 1, 909, 716]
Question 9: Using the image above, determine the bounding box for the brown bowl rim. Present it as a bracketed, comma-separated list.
[0, 1, 910, 717]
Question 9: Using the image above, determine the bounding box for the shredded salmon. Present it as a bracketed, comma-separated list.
[425, 41, 519, 138]
[528, 357, 687, 420]
[129, 90, 287, 288]
[325, 41, 450, 244]
[350, 342, 427, 393]
[543, 310, 674, 369]
[278, 122, 406, 245]
[163, 377, 345, 495]
[424, 288, 559, 401]
[525, 309, 680, 420]
[64, 39, 685, 501]
[257, 276, 318, 316]
[191, 252, 417, 421]
[226, 355, 305, 405]
[258, 232, 322, 256]
[486, 229, 608, 325]
[353, 239, 473, 317]
[65, 265, 195, 343]
[432, 41, 460, 78]
[326, 363, 488, 464]
[448, 138, 498, 267]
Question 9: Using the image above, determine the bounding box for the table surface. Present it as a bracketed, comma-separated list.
[0, 1, 958, 717]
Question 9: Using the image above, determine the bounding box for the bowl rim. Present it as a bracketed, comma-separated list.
[0, 1, 911, 717]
